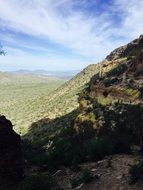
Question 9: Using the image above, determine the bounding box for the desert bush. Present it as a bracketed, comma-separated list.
[103, 78, 112, 87]
[104, 103, 143, 148]
[41, 124, 94, 168]
[44, 127, 81, 168]
[107, 64, 128, 77]
[103, 77, 118, 87]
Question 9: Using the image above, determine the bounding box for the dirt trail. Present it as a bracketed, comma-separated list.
[54, 154, 143, 190]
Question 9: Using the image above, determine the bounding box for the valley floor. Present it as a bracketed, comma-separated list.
[0, 78, 64, 134]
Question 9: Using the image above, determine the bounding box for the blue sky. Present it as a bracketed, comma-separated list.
[0, 0, 143, 71]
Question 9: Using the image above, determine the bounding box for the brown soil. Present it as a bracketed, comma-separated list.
[53, 154, 143, 190]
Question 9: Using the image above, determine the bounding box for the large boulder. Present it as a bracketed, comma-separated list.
[0, 115, 23, 188]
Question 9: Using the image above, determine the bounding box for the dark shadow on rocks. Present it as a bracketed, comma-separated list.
[0, 115, 24, 189]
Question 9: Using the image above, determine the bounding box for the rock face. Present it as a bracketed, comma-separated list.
[106, 34, 143, 61]
[0, 115, 23, 188]
[84, 34, 143, 106]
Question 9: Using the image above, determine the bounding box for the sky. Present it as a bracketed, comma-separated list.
[0, 0, 143, 71]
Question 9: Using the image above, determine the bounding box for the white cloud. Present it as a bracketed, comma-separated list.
[112, 0, 143, 38]
[0, 0, 143, 70]
[0, 0, 117, 55]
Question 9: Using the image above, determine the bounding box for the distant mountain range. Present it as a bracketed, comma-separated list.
[10, 69, 79, 79]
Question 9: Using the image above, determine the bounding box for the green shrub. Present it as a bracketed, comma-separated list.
[129, 161, 143, 184]
[103, 77, 119, 87]
[45, 126, 94, 168]
[103, 78, 112, 87]
[107, 64, 128, 77]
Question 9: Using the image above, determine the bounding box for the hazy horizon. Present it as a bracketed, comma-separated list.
[0, 68, 80, 73]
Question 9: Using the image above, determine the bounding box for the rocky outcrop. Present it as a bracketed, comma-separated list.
[0, 115, 23, 188]
[85, 34, 143, 107]
[106, 34, 143, 61]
